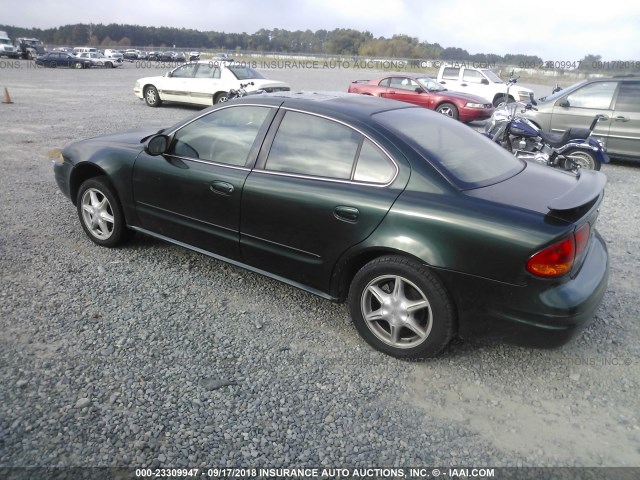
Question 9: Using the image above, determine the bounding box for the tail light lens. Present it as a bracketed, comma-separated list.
[527, 223, 590, 278]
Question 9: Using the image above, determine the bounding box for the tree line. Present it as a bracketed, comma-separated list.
[0, 23, 546, 65]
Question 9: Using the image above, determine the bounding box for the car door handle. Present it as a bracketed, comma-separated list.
[614, 116, 629, 122]
[598, 115, 610, 121]
[210, 181, 234, 196]
[460, 83, 468, 87]
[334, 206, 359, 223]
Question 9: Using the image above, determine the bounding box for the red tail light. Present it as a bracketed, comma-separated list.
[527, 223, 590, 278]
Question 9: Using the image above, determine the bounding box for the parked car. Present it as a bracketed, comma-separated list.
[133, 60, 291, 107]
[75, 51, 123, 68]
[348, 74, 494, 122]
[123, 49, 141, 60]
[54, 93, 609, 358]
[437, 65, 534, 107]
[189, 51, 200, 61]
[158, 51, 184, 62]
[104, 49, 124, 61]
[524, 76, 640, 160]
[35, 52, 91, 69]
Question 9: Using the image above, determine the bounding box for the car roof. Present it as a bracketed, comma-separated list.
[235, 91, 415, 117]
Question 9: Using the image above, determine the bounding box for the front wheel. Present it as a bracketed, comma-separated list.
[348, 256, 455, 359]
[144, 85, 162, 107]
[563, 150, 601, 171]
[74, 62, 84, 69]
[493, 95, 514, 108]
[436, 102, 459, 120]
[76, 177, 132, 247]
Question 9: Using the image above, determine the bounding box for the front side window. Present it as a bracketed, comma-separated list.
[170, 106, 271, 166]
[462, 70, 483, 83]
[566, 81, 617, 109]
[171, 64, 197, 78]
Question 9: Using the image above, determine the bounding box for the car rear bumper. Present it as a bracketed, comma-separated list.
[438, 230, 609, 348]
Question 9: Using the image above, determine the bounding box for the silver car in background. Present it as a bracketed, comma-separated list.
[524, 76, 640, 160]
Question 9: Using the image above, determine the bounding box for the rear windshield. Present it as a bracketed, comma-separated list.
[228, 65, 265, 80]
[373, 108, 524, 189]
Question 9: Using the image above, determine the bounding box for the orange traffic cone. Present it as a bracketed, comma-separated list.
[2, 87, 13, 104]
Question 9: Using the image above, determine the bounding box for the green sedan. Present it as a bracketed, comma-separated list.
[54, 93, 609, 358]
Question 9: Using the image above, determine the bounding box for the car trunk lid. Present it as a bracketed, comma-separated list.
[465, 162, 606, 224]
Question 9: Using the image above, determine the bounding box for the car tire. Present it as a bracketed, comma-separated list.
[74, 62, 83, 69]
[436, 103, 459, 120]
[348, 255, 455, 359]
[214, 92, 228, 104]
[144, 86, 162, 107]
[563, 150, 601, 171]
[76, 177, 132, 247]
[493, 95, 514, 108]
[105, 61, 113, 68]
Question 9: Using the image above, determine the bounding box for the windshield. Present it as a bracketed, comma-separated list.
[482, 70, 503, 83]
[417, 77, 446, 92]
[374, 108, 524, 189]
[538, 79, 588, 103]
[228, 65, 265, 80]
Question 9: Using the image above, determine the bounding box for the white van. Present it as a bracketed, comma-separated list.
[73, 47, 97, 54]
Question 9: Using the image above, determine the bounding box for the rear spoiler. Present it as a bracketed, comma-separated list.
[351, 79, 370, 84]
[548, 170, 607, 211]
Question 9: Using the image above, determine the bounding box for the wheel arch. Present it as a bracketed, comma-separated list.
[331, 247, 449, 303]
[69, 163, 110, 206]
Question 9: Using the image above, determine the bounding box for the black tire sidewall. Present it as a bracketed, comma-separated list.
[437, 102, 459, 120]
[348, 256, 455, 359]
[76, 177, 127, 247]
[145, 86, 161, 107]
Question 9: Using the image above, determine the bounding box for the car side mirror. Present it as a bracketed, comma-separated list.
[165, 71, 172, 78]
[559, 100, 570, 108]
[529, 92, 537, 106]
[480, 78, 489, 85]
[415, 87, 424, 93]
[145, 135, 170, 155]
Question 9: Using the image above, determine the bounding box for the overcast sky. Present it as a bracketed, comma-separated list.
[4, 0, 639, 60]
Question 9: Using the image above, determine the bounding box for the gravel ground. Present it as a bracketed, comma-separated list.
[0, 60, 639, 473]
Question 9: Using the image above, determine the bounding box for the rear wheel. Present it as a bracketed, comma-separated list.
[144, 86, 162, 107]
[214, 92, 228, 104]
[563, 150, 601, 171]
[436, 102, 459, 120]
[348, 256, 455, 359]
[74, 62, 83, 69]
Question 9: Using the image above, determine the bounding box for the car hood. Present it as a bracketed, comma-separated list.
[62, 128, 163, 160]
[437, 90, 491, 104]
[465, 161, 606, 220]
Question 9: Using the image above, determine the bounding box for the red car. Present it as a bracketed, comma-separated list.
[348, 74, 494, 123]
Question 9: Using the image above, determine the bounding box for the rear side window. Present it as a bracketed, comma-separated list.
[615, 82, 640, 113]
[442, 67, 460, 80]
[265, 111, 396, 184]
[265, 111, 359, 179]
[374, 108, 523, 188]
